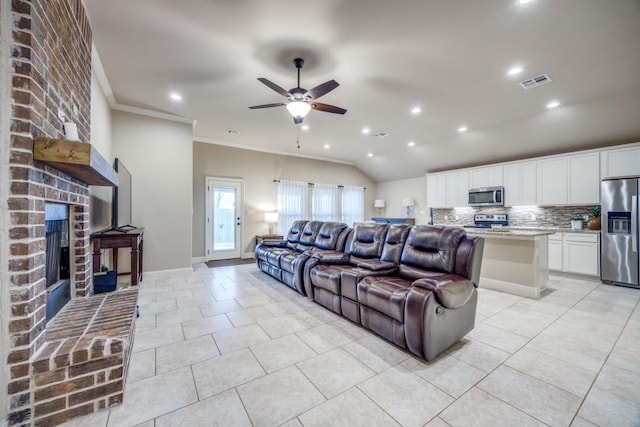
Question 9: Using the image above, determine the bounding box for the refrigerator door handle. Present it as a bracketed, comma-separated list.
[633, 195, 638, 253]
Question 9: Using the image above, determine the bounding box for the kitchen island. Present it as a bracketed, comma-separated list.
[465, 229, 555, 298]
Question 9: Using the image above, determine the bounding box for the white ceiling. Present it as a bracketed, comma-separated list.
[85, 0, 640, 182]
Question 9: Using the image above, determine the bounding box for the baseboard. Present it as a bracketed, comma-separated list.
[242, 252, 255, 259]
[191, 256, 206, 264]
[143, 267, 193, 280]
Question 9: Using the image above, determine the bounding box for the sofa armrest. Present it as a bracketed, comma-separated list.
[354, 259, 397, 271]
[312, 251, 350, 265]
[258, 240, 287, 248]
[412, 275, 474, 309]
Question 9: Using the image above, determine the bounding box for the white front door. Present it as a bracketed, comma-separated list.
[206, 177, 243, 261]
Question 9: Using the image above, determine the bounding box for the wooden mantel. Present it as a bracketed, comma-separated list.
[33, 137, 118, 186]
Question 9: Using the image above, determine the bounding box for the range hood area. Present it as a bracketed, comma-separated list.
[33, 137, 118, 186]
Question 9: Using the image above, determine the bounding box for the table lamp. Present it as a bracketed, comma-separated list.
[402, 198, 414, 217]
[264, 212, 279, 235]
[374, 199, 386, 216]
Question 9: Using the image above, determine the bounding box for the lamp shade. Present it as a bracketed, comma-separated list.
[401, 198, 414, 207]
[374, 199, 386, 208]
[286, 101, 311, 118]
[264, 212, 279, 224]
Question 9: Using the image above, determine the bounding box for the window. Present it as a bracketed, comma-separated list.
[276, 180, 365, 232]
[341, 185, 365, 226]
[312, 183, 339, 221]
[277, 180, 307, 234]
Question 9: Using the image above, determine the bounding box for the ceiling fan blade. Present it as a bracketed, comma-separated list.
[257, 78, 290, 97]
[248, 103, 286, 109]
[311, 102, 347, 114]
[306, 80, 339, 99]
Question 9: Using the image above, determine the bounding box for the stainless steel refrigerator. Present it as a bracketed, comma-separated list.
[601, 177, 640, 288]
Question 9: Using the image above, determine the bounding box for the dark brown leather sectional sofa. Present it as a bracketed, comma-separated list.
[255, 221, 484, 361]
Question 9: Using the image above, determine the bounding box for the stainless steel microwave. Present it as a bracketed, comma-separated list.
[468, 186, 504, 206]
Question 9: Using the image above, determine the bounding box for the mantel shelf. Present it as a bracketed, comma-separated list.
[33, 137, 118, 186]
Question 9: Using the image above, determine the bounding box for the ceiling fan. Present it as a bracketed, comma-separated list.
[249, 58, 347, 124]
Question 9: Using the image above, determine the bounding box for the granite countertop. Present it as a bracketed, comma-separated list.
[433, 224, 601, 234]
[463, 228, 555, 238]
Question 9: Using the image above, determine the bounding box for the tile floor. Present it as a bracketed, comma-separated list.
[61, 265, 640, 427]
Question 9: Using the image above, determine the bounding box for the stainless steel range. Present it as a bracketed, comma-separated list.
[464, 214, 509, 229]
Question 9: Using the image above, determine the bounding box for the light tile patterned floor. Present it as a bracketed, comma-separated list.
[61, 265, 640, 427]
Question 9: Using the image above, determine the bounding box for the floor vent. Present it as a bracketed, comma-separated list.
[519, 73, 552, 90]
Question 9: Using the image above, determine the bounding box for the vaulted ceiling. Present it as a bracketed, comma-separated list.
[85, 0, 640, 182]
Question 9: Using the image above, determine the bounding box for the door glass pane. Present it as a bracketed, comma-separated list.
[213, 187, 236, 251]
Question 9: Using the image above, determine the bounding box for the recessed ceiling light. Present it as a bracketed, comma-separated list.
[169, 92, 182, 102]
[408, 141, 416, 147]
[367, 153, 373, 158]
[458, 126, 468, 133]
[546, 100, 560, 109]
[411, 106, 422, 115]
[301, 125, 310, 131]
[507, 66, 523, 76]
[323, 144, 330, 149]
[362, 127, 370, 135]
[518, 0, 533, 4]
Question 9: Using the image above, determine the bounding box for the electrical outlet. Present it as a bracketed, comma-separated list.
[455, 215, 459, 220]
[582, 214, 589, 221]
[57, 108, 65, 122]
[531, 214, 536, 221]
[444, 215, 449, 221]
[72, 103, 79, 116]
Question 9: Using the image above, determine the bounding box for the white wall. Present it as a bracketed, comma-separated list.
[89, 66, 113, 232]
[112, 110, 193, 273]
[192, 142, 377, 259]
[376, 176, 430, 224]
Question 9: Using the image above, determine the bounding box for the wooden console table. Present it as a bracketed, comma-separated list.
[91, 228, 144, 286]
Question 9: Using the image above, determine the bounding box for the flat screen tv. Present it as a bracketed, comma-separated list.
[112, 158, 134, 231]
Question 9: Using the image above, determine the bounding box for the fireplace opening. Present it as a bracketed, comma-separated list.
[45, 203, 71, 322]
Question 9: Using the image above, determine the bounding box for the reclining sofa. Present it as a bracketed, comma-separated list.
[255, 220, 350, 295]
[256, 221, 484, 361]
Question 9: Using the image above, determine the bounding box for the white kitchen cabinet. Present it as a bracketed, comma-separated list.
[504, 161, 537, 206]
[445, 170, 469, 207]
[538, 157, 568, 205]
[548, 232, 599, 277]
[600, 144, 640, 178]
[568, 153, 600, 204]
[426, 173, 447, 208]
[470, 166, 503, 189]
[563, 233, 599, 276]
[548, 233, 563, 271]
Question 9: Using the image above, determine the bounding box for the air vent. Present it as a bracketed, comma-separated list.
[373, 132, 389, 138]
[519, 73, 552, 90]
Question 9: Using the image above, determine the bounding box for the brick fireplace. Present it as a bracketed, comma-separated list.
[1, 1, 134, 425]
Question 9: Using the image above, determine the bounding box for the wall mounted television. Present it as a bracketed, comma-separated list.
[112, 158, 135, 231]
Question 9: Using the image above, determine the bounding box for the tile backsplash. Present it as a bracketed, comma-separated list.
[432, 205, 599, 228]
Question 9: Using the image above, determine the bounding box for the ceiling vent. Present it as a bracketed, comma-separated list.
[373, 132, 389, 138]
[519, 73, 552, 90]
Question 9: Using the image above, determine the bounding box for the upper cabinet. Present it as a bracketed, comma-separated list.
[568, 153, 600, 204]
[426, 173, 447, 208]
[537, 157, 568, 205]
[469, 166, 503, 189]
[446, 170, 469, 207]
[504, 161, 536, 206]
[537, 152, 599, 205]
[601, 145, 640, 178]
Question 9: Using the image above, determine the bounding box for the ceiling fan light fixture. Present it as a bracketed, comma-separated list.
[286, 101, 312, 118]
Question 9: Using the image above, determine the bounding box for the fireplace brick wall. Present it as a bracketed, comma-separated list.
[6, 0, 94, 425]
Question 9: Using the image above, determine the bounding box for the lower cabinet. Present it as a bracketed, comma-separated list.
[548, 232, 600, 277]
[548, 233, 563, 271]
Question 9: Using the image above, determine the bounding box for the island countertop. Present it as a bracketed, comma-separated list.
[464, 229, 555, 238]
